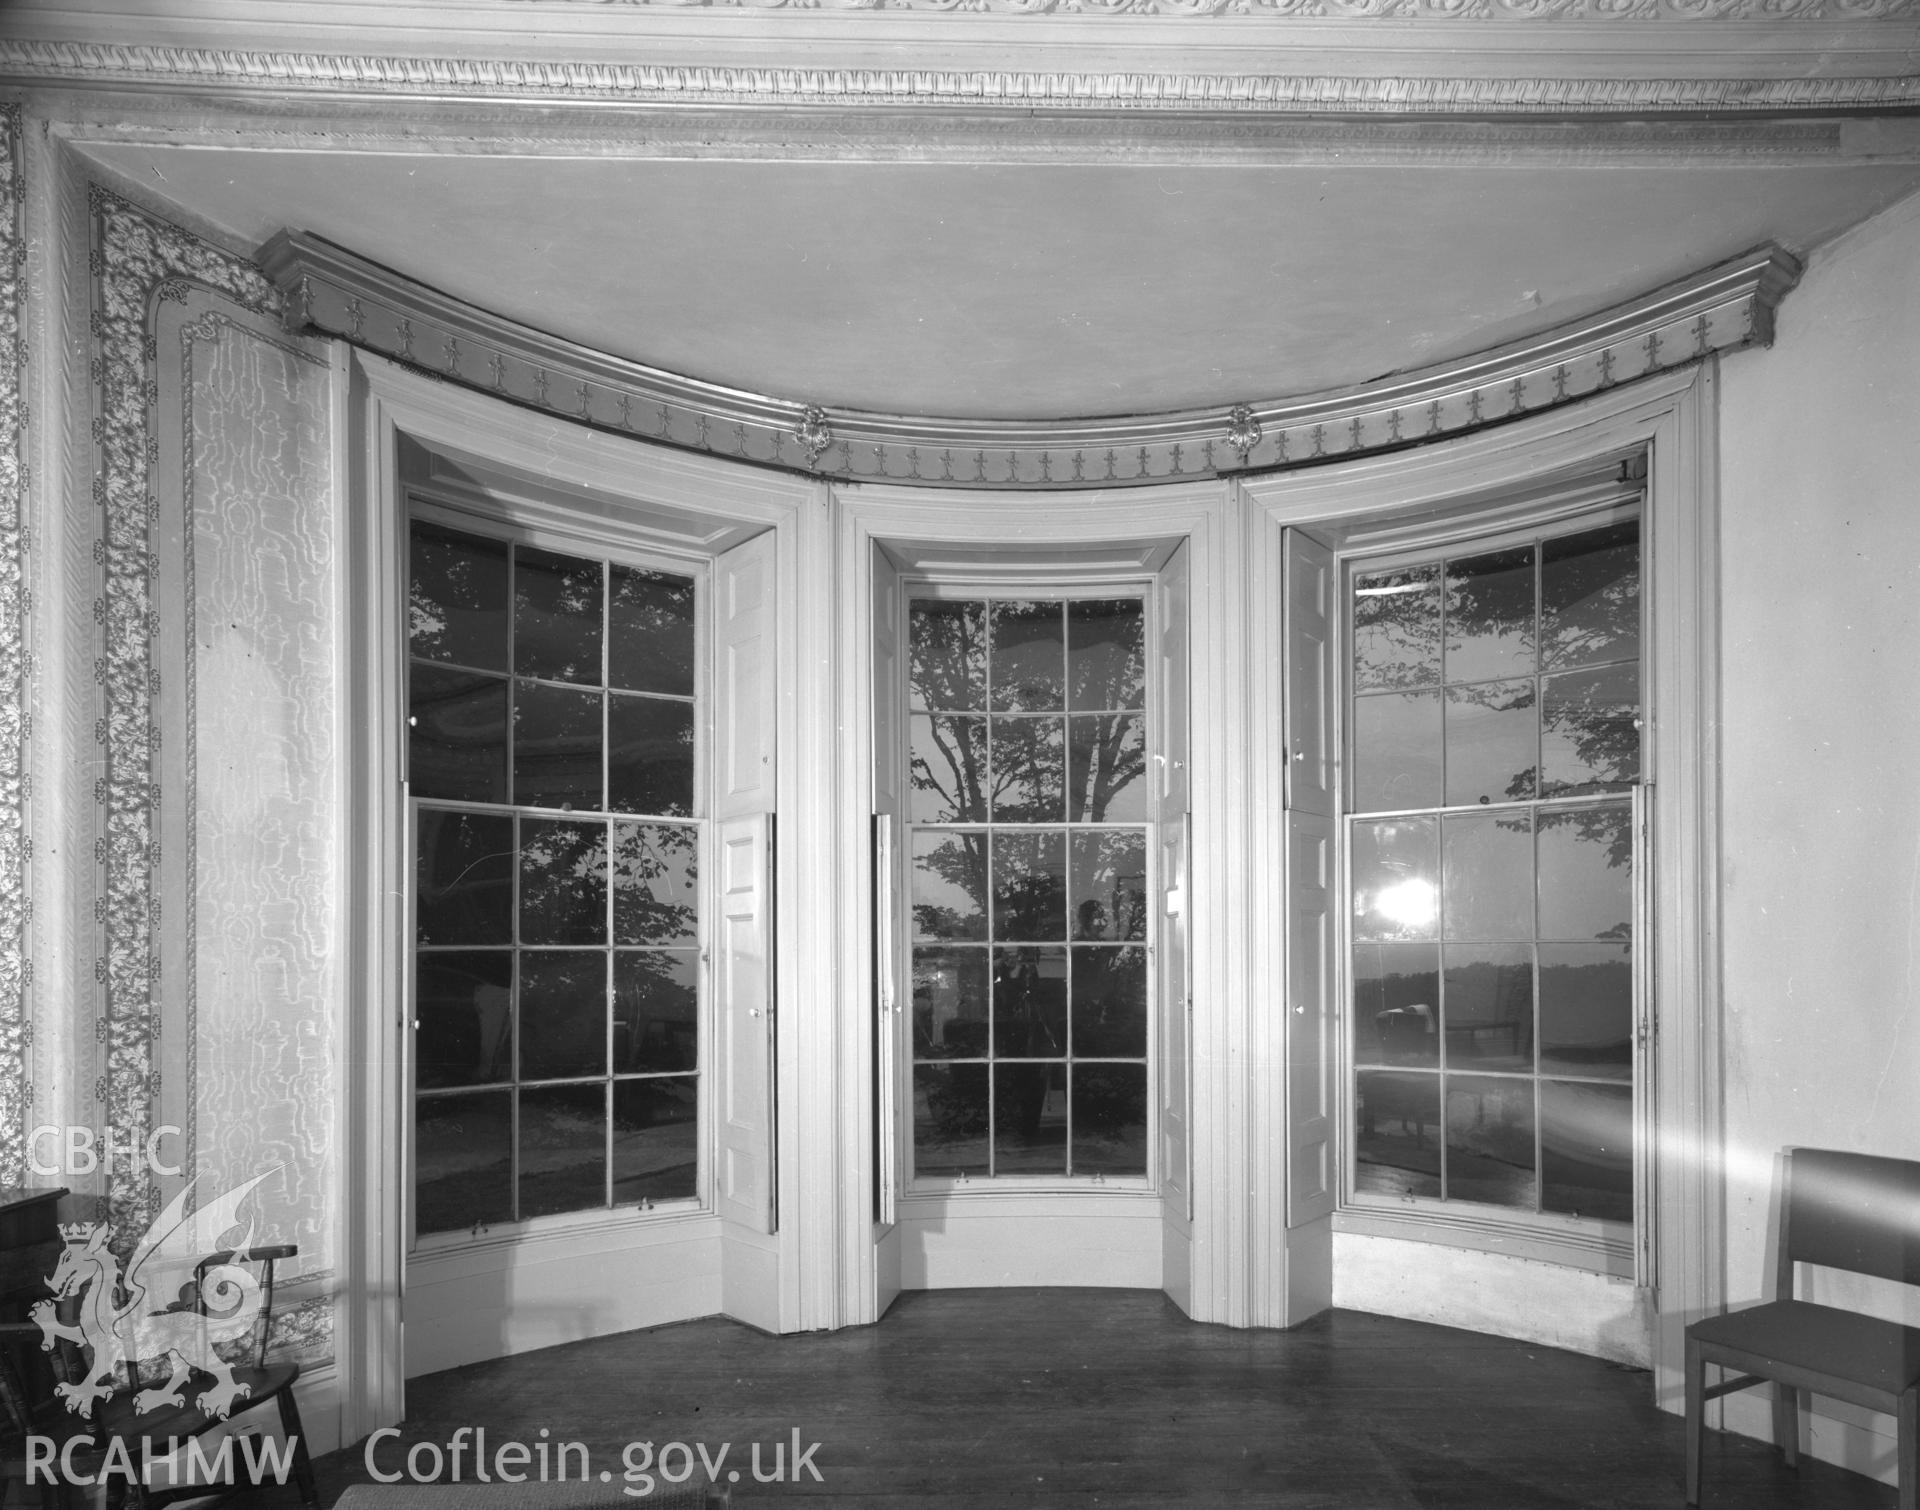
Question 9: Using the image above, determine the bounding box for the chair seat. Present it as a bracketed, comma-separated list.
[1690, 1299, 1920, 1401]
[96, 1361, 303, 1440]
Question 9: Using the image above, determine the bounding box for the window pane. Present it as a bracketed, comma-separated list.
[416, 1090, 512, 1234]
[1442, 812, 1533, 942]
[993, 946, 1067, 1059]
[1353, 942, 1439, 1068]
[1068, 713, 1147, 822]
[909, 600, 987, 713]
[611, 822, 697, 946]
[990, 716, 1064, 823]
[1352, 690, 1443, 813]
[410, 521, 508, 671]
[1072, 1064, 1147, 1176]
[515, 546, 603, 684]
[520, 818, 608, 946]
[1539, 942, 1632, 1080]
[910, 714, 987, 823]
[1355, 1071, 1440, 1199]
[1443, 943, 1533, 1072]
[1537, 805, 1632, 941]
[609, 566, 695, 697]
[992, 831, 1067, 942]
[614, 950, 698, 1074]
[1353, 565, 1441, 692]
[914, 1064, 989, 1176]
[520, 1082, 606, 1219]
[607, 694, 694, 818]
[1069, 831, 1147, 942]
[912, 947, 990, 1060]
[1444, 679, 1536, 807]
[612, 1077, 698, 1203]
[1067, 599, 1145, 712]
[990, 601, 1065, 712]
[417, 951, 513, 1089]
[1351, 817, 1439, 942]
[1541, 1080, 1633, 1222]
[995, 1062, 1066, 1174]
[417, 810, 514, 945]
[514, 683, 602, 811]
[911, 831, 988, 941]
[520, 950, 608, 1080]
[1444, 1076, 1536, 1210]
[1445, 546, 1535, 683]
[1542, 521, 1638, 673]
[1541, 664, 1640, 797]
[1071, 945, 1147, 1058]
[410, 665, 508, 804]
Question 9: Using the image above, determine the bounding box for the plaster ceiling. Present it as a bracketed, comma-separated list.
[78, 141, 1920, 421]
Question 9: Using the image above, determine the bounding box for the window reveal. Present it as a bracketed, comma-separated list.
[907, 598, 1152, 1181]
[1347, 520, 1640, 1224]
[409, 519, 702, 1234]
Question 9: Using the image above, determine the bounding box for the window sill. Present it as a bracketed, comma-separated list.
[410, 1198, 710, 1269]
[1334, 1199, 1634, 1279]
[897, 1184, 1158, 1222]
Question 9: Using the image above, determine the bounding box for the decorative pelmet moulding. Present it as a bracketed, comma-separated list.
[261, 227, 1800, 492]
[4, 41, 1920, 116]
[0, 104, 27, 1182]
[88, 186, 280, 1231]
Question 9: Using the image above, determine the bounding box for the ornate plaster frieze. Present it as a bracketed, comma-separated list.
[5, 41, 1920, 115]
[0, 105, 26, 1182]
[88, 187, 279, 1230]
[262, 227, 1799, 491]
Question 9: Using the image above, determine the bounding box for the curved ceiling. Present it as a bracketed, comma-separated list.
[77, 141, 1920, 421]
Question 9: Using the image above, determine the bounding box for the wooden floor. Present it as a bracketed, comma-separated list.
[252, 1290, 1891, 1508]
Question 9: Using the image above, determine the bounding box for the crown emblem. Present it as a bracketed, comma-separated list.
[58, 1221, 98, 1243]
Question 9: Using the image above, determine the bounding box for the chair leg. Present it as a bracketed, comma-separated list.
[1772, 1380, 1798, 1468]
[276, 1388, 321, 1510]
[1685, 1339, 1704, 1507]
[1898, 1385, 1916, 1510]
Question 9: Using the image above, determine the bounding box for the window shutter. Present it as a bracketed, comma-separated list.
[1157, 542, 1193, 1225]
[713, 531, 776, 1233]
[1284, 528, 1338, 1227]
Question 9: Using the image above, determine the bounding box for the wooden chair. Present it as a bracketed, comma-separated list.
[3, 1242, 318, 1510]
[1685, 1147, 1920, 1509]
[97, 1242, 320, 1510]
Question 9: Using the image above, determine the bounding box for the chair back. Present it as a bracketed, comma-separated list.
[1779, 1147, 1920, 1293]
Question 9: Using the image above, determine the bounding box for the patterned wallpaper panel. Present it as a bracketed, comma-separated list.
[90, 191, 337, 1363]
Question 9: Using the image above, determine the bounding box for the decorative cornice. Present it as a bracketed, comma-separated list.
[0, 104, 27, 1182]
[261, 226, 1800, 491]
[4, 41, 1920, 115]
[89, 186, 280, 1228]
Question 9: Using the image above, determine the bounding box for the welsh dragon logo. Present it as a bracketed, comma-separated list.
[31, 1168, 281, 1421]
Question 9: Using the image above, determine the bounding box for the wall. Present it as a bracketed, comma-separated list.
[1716, 183, 1920, 1483]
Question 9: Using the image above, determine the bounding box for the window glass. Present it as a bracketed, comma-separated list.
[411, 518, 701, 1236]
[907, 594, 1151, 1181]
[1348, 516, 1639, 1222]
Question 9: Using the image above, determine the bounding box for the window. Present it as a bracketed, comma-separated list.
[1346, 516, 1641, 1228]
[407, 514, 704, 1235]
[904, 595, 1153, 1183]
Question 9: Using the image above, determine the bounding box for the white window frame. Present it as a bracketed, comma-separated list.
[1331, 489, 1648, 1273]
[890, 576, 1161, 1197]
[336, 352, 812, 1424]
[400, 491, 715, 1253]
[1242, 363, 1723, 1405]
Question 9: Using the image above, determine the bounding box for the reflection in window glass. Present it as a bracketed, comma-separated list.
[1347, 513, 1639, 1227]
[410, 518, 702, 1235]
[906, 595, 1151, 1181]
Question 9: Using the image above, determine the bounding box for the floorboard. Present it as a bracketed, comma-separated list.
[232, 1291, 1892, 1508]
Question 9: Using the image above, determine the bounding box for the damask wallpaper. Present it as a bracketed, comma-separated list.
[88, 190, 338, 1363]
